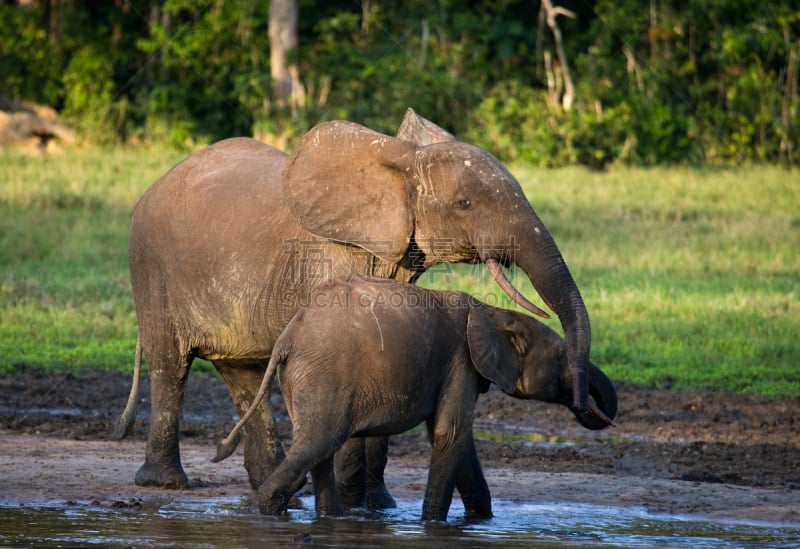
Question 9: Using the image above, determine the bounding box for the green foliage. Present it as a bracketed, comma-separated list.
[61, 46, 122, 144]
[576, 0, 800, 166]
[467, 83, 640, 168]
[466, 83, 558, 166]
[0, 1, 798, 161]
[0, 5, 62, 105]
[133, 0, 271, 144]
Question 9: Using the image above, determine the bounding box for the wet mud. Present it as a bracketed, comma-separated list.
[1, 367, 799, 546]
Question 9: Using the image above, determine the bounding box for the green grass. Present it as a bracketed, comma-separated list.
[0, 149, 185, 373]
[1, 151, 798, 397]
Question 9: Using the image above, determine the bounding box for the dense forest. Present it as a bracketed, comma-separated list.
[2, 0, 798, 166]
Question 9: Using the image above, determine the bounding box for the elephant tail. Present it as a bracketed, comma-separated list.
[110, 335, 142, 441]
[212, 350, 286, 463]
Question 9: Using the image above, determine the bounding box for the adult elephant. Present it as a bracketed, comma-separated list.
[115, 109, 599, 503]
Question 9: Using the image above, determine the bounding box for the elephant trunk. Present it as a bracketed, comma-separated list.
[576, 363, 618, 430]
[486, 226, 593, 420]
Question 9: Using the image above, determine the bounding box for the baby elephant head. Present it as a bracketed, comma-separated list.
[466, 301, 617, 430]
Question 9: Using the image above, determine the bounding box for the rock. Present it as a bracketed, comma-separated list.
[0, 96, 75, 154]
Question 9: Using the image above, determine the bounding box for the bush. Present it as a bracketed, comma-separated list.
[61, 46, 122, 144]
[466, 83, 561, 166]
[466, 83, 637, 169]
[1, 1, 796, 164]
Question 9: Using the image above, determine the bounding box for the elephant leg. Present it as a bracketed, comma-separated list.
[421, 420, 472, 521]
[259, 432, 343, 516]
[215, 360, 286, 490]
[365, 436, 397, 509]
[334, 436, 397, 509]
[455, 438, 492, 519]
[257, 453, 309, 515]
[311, 456, 346, 516]
[134, 338, 191, 489]
[333, 438, 366, 508]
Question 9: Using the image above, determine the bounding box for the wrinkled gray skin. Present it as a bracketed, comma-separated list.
[221, 277, 617, 521]
[118, 109, 596, 506]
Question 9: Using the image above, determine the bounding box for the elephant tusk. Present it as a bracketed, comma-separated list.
[588, 395, 616, 427]
[486, 258, 551, 319]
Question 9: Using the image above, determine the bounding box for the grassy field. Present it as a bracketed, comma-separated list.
[1, 149, 798, 397]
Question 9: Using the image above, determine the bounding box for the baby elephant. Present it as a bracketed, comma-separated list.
[216, 276, 617, 522]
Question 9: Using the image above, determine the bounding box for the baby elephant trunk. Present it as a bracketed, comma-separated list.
[571, 363, 618, 430]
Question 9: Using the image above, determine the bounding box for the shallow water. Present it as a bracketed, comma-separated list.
[2, 496, 798, 548]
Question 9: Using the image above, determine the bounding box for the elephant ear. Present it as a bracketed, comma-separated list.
[466, 301, 524, 395]
[396, 108, 456, 145]
[283, 120, 416, 263]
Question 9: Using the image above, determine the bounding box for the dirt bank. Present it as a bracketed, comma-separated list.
[1, 367, 798, 523]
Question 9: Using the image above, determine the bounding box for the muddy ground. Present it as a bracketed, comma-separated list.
[1, 366, 798, 524]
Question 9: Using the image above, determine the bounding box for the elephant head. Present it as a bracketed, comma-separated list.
[282, 109, 600, 423]
[466, 301, 617, 429]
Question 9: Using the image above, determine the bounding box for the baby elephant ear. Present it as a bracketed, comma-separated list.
[284, 120, 416, 264]
[466, 301, 522, 395]
[396, 108, 456, 145]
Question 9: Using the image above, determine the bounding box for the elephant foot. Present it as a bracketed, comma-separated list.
[257, 492, 291, 516]
[315, 500, 347, 517]
[256, 473, 308, 515]
[337, 482, 396, 510]
[135, 461, 189, 489]
[462, 498, 493, 520]
[366, 486, 397, 510]
[337, 480, 366, 508]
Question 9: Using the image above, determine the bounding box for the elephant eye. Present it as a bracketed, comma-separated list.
[455, 195, 471, 210]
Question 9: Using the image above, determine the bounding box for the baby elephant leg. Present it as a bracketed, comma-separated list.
[422, 427, 474, 521]
[256, 455, 308, 515]
[260, 425, 349, 516]
[311, 456, 346, 516]
[334, 436, 397, 510]
[365, 436, 397, 509]
[334, 438, 367, 508]
[455, 437, 492, 519]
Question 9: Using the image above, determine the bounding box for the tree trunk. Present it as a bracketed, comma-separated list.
[781, 42, 798, 167]
[541, 0, 576, 111]
[269, 0, 304, 113]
